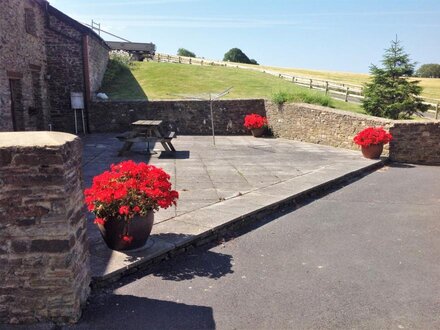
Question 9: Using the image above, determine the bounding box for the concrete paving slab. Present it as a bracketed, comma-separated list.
[81, 134, 384, 284]
[152, 219, 211, 248]
[90, 236, 175, 282]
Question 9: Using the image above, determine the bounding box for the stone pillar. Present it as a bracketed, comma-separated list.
[0, 132, 89, 324]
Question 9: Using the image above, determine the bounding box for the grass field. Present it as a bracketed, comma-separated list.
[101, 62, 364, 113]
[239, 63, 440, 101]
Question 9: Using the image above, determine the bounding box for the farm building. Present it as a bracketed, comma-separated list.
[0, 0, 109, 133]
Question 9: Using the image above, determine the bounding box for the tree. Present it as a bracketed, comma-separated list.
[223, 48, 258, 65]
[362, 38, 428, 119]
[177, 48, 196, 58]
[416, 64, 440, 78]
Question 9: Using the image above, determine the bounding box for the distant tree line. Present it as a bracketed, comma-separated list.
[416, 63, 440, 78]
[176, 47, 258, 65]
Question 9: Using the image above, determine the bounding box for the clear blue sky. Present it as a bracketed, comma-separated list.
[51, 0, 440, 73]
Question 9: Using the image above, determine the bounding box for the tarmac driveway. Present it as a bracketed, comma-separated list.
[70, 164, 440, 329]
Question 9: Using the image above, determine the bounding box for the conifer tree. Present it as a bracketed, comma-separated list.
[362, 38, 428, 119]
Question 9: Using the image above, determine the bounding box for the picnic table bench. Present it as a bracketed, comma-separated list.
[117, 120, 176, 156]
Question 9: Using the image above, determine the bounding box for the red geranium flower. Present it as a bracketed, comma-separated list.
[84, 161, 179, 224]
[353, 127, 392, 147]
[118, 205, 130, 215]
[244, 113, 268, 130]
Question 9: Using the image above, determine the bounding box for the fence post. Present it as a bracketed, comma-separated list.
[345, 87, 349, 102]
[167, 55, 170, 62]
[292, 76, 295, 83]
[325, 81, 329, 95]
[436, 103, 439, 120]
[189, 58, 192, 64]
[201, 60, 204, 66]
[157, 54, 160, 62]
[179, 56, 181, 63]
[309, 79, 313, 89]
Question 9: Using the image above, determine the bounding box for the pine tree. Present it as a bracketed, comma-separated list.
[362, 38, 428, 119]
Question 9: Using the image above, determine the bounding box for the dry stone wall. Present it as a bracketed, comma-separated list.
[87, 36, 109, 95]
[265, 101, 393, 151]
[390, 122, 440, 164]
[0, 132, 90, 324]
[89, 98, 440, 164]
[265, 101, 440, 164]
[89, 99, 266, 134]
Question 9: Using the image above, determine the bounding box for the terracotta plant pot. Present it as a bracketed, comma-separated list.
[361, 143, 384, 159]
[251, 127, 265, 137]
[97, 211, 154, 251]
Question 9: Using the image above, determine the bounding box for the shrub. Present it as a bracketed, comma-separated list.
[271, 90, 334, 107]
[177, 48, 196, 58]
[271, 91, 291, 105]
[223, 48, 258, 65]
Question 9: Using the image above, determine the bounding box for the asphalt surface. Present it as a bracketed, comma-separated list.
[8, 164, 440, 330]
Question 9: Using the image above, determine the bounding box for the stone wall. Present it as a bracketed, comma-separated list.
[0, 1, 109, 133]
[265, 101, 440, 164]
[87, 35, 109, 95]
[45, 9, 109, 133]
[89, 99, 266, 134]
[45, 13, 85, 133]
[265, 101, 393, 151]
[0, 132, 90, 324]
[390, 122, 440, 164]
[0, 0, 50, 132]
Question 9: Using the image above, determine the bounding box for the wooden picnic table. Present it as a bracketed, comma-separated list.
[117, 120, 176, 156]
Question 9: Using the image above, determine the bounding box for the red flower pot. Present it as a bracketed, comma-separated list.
[97, 211, 154, 251]
[251, 127, 265, 137]
[361, 144, 384, 159]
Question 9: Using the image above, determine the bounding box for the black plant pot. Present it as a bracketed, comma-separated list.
[96, 212, 154, 251]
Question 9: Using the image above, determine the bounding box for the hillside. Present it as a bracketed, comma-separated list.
[238, 63, 439, 101]
[101, 62, 364, 113]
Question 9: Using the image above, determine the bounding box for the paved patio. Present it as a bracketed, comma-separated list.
[82, 134, 383, 284]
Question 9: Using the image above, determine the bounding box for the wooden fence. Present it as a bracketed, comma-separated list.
[152, 53, 440, 117]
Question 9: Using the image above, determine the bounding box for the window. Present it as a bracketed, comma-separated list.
[25, 8, 37, 36]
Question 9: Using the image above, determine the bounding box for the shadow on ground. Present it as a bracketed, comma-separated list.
[151, 248, 234, 281]
[101, 69, 148, 100]
[70, 295, 215, 329]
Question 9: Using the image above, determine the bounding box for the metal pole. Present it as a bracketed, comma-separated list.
[81, 109, 86, 134]
[74, 109, 78, 134]
[210, 95, 216, 146]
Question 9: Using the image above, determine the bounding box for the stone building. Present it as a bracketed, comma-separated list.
[0, 0, 109, 133]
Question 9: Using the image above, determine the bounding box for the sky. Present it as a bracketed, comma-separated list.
[50, 0, 440, 73]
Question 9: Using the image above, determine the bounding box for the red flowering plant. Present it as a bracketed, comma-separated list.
[244, 113, 268, 130]
[353, 127, 393, 147]
[84, 160, 179, 226]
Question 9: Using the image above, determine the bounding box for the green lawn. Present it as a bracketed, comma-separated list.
[101, 61, 364, 114]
